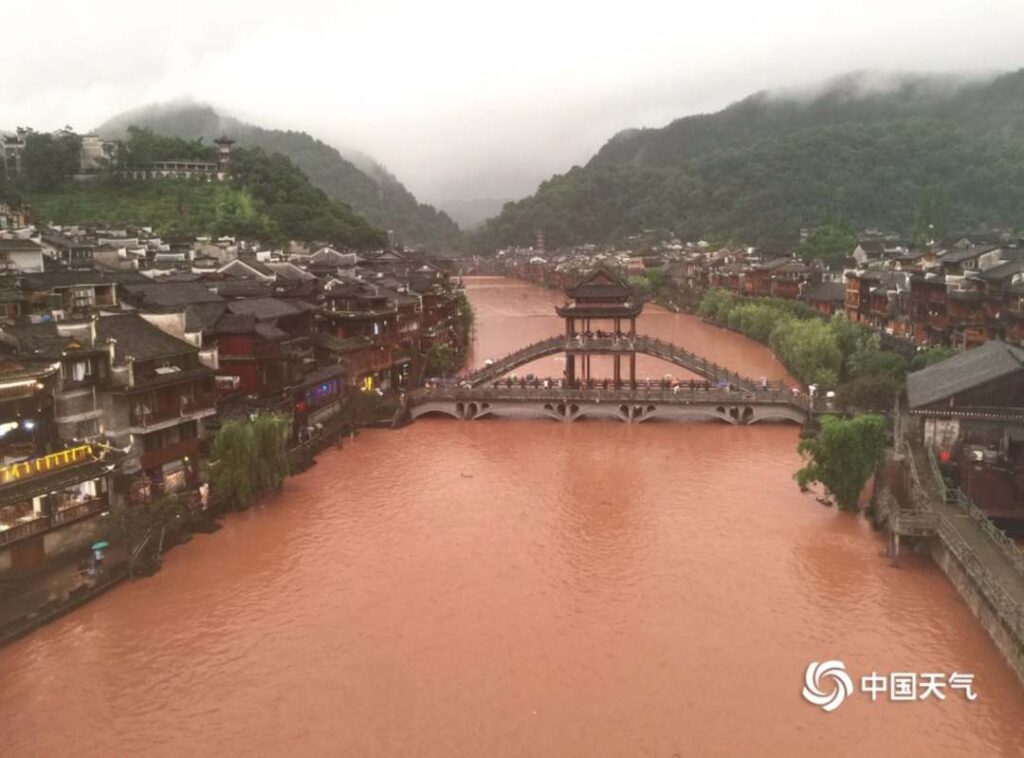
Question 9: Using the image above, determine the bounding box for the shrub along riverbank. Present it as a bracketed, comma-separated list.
[696, 289, 953, 411]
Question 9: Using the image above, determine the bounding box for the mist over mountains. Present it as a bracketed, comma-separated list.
[476, 69, 1024, 251]
[98, 103, 464, 250]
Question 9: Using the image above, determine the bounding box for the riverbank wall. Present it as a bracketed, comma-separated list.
[928, 535, 1024, 682]
[879, 430, 1024, 686]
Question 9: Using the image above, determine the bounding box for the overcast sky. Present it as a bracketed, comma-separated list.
[2, 0, 1023, 207]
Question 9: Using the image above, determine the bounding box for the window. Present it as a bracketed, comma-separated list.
[70, 360, 91, 382]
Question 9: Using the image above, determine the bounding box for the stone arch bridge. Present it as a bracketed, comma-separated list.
[406, 333, 808, 426]
[407, 386, 809, 425]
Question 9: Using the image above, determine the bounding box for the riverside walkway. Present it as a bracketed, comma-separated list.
[879, 406, 1024, 680]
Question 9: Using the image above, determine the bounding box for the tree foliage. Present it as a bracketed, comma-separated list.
[697, 289, 911, 403]
[17, 127, 82, 191]
[910, 345, 956, 371]
[474, 71, 1024, 250]
[21, 126, 388, 247]
[98, 104, 464, 250]
[426, 343, 456, 376]
[797, 217, 857, 268]
[210, 414, 290, 511]
[209, 420, 257, 511]
[796, 415, 888, 511]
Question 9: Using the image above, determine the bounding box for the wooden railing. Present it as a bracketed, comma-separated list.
[0, 498, 107, 547]
[0, 516, 50, 547]
[51, 497, 106, 526]
[132, 393, 216, 427]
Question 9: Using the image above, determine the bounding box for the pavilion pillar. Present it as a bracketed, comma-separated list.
[566, 354, 576, 385]
[613, 354, 621, 387]
[629, 352, 636, 388]
[629, 318, 636, 338]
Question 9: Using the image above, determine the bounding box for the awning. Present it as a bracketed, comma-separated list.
[0, 460, 111, 509]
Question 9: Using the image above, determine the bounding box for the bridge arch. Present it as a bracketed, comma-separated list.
[465, 334, 759, 391]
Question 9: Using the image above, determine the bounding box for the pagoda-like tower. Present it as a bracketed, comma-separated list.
[555, 268, 643, 387]
[214, 135, 235, 178]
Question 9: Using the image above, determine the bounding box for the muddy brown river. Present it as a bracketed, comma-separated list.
[2, 276, 1021, 756]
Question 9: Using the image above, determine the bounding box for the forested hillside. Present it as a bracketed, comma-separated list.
[10, 128, 386, 247]
[476, 70, 1024, 250]
[98, 104, 463, 250]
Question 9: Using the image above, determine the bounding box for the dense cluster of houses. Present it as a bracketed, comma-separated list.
[0, 221, 465, 575]
[489, 231, 1024, 350]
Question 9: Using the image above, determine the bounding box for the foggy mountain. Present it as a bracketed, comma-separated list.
[476, 69, 1024, 250]
[440, 198, 513, 230]
[98, 103, 465, 250]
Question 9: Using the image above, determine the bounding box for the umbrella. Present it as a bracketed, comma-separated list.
[91, 541, 110, 550]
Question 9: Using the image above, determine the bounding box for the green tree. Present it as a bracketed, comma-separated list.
[798, 216, 857, 268]
[913, 185, 950, 245]
[426, 343, 456, 376]
[209, 420, 257, 510]
[909, 345, 956, 371]
[110, 494, 191, 575]
[252, 414, 290, 492]
[834, 373, 903, 412]
[795, 415, 888, 511]
[19, 127, 82, 191]
[770, 318, 842, 386]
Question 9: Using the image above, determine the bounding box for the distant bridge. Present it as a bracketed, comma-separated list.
[463, 334, 762, 390]
[406, 385, 809, 425]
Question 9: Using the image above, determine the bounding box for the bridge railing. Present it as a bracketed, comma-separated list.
[463, 333, 772, 392]
[411, 384, 809, 408]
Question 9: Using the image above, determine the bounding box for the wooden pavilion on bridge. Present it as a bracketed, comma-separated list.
[555, 268, 643, 387]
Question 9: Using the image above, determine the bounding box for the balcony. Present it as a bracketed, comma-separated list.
[0, 444, 95, 486]
[0, 497, 107, 548]
[0, 516, 50, 547]
[130, 393, 216, 428]
[52, 496, 106, 526]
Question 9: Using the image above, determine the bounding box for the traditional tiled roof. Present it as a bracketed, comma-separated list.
[0, 239, 41, 253]
[801, 282, 846, 303]
[906, 340, 1024, 409]
[120, 281, 224, 308]
[565, 267, 631, 299]
[226, 297, 316, 321]
[3, 322, 99, 359]
[977, 256, 1024, 282]
[94, 313, 196, 362]
[20, 270, 149, 289]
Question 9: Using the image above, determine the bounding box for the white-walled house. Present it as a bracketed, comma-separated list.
[0, 239, 44, 273]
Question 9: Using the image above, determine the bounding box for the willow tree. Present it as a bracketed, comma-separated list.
[210, 415, 290, 510]
[252, 414, 289, 492]
[795, 415, 887, 511]
[209, 420, 258, 510]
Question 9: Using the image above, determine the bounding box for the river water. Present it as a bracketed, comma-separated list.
[2, 276, 1022, 757]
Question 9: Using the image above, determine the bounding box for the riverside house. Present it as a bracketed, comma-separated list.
[0, 356, 115, 576]
[96, 314, 216, 501]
